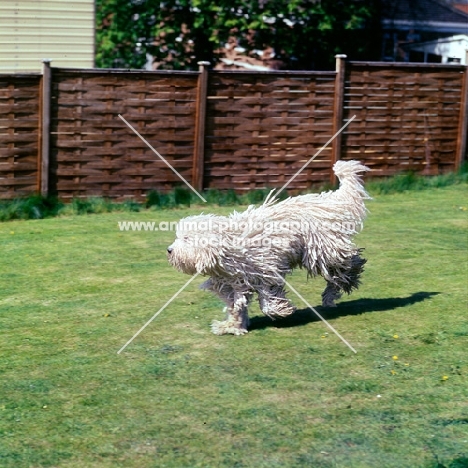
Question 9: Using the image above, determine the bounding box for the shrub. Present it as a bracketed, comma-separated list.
[174, 186, 191, 206]
[0, 195, 62, 221]
[202, 189, 240, 206]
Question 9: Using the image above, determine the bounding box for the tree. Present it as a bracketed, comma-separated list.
[96, 0, 381, 70]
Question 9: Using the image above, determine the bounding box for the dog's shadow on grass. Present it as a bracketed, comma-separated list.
[249, 292, 440, 331]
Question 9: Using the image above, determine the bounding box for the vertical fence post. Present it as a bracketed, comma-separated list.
[456, 65, 468, 170]
[40, 59, 52, 197]
[330, 54, 347, 185]
[192, 61, 210, 192]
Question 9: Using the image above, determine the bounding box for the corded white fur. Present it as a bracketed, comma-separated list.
[167, 160, 371, 335]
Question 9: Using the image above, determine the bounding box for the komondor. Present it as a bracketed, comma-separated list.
[167, 160, 371, 335]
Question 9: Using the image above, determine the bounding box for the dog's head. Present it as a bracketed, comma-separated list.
[167, 214, 224, 275]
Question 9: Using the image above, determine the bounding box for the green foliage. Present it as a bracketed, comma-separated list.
[69, 197, 119, 215]
[0, 195, 62, 221]
[174, 186, 192, 206]
[366, 166, 468, 195]
[96, 0, 381, 70]
[146, 190, 175, 209]
[60, 197, 139, 215]
[122, 199, 142, 212]
[145, 189, 162, 208]
[243, 187, 271, 204]
[218, 189, 240, 205]
[203, 188, 240, 206]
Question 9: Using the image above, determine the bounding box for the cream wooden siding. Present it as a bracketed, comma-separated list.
[0, 0, 94, 72]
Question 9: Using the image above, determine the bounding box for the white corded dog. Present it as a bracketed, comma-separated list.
[167, 160, 370, 335]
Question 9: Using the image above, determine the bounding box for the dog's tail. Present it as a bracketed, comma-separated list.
[333, 160, 371, 199]
[329, 160, 371, 231]
[333, 160, 369, 183]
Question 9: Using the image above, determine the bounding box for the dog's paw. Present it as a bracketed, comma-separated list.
[211, 320, 224, 335]
[211, 320, 248, 336]
[322, 300, 337, 308]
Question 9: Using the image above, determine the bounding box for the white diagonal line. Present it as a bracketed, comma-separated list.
[118, 114, 207, 203]
[117, 273, 200, 354]
[277, 274, 357, 354]
[275, 115, 356, 199]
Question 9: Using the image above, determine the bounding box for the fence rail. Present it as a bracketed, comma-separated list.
[1, 57, 467, 200]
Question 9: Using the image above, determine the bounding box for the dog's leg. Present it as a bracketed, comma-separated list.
[342, 253, 367, 293]
[321, 281, 342, 307]
[211, 291, 251, 336]
[202, 279, 251, 335]
[257, 284, 295, 319]
[321, 253, 366, 307]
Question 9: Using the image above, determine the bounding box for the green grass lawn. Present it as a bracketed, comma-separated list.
[1, 185, 467, 468]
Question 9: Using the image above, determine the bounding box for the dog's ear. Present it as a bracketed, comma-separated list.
[194, 232, 222, 274]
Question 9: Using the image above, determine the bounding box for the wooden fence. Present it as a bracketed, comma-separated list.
[341, 62, 467, 176]
[0, 74, 41, 199]
[1, 57, 467, 200]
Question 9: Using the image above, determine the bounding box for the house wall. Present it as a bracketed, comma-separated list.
[0, 0, 94, 72]
[410, 36, 468, 64]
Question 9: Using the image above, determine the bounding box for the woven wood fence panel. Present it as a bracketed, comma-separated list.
[342, 63, 465, 176]
[0, 75, 40, 199]
[50, 70, 198, 199]
[204, 71, 336, 191]
[0, 64, 466, 200]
